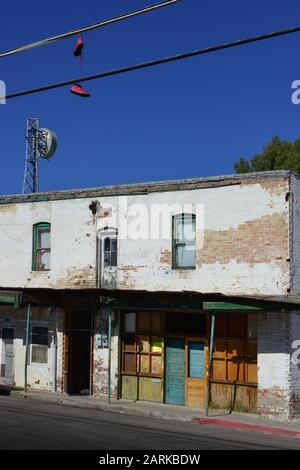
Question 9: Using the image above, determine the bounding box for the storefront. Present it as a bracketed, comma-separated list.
[120, 309, 258, 411]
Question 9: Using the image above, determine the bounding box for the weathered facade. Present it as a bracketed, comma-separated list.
[1, 170, 300, 419]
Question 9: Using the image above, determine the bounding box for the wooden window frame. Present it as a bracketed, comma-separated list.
[32, 222, 51, 271]
[121, 311, 163, 378]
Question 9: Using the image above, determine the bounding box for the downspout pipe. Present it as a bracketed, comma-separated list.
[51, 311, 57, 393]
[24, 303, 31, 397]
[205, 312, 215, 417]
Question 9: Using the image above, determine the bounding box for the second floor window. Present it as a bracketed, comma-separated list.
[33, 223, 51, 271]
[172, 214, 196, 269]
[103, 235, 117, 267]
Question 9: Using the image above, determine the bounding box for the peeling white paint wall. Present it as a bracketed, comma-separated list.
[258, 311, 300, 419]
[0, 177, 291, 295]
[93, 308, 119, 397]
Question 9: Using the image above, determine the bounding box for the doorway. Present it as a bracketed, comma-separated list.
[165, 336, 207, 407]
[165, 338, 185, 405]
[1, 328, 14, 381]
[66, 311, 93, 395]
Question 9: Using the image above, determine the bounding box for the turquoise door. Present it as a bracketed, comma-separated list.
[165, 338, 185, 405]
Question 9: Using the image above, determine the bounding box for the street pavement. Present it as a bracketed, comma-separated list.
[0, 395, 300, 450]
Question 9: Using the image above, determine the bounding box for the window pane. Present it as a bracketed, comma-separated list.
[137, 335, 150, 353]
[38, 249, 50, 270]
[176, 218, 184, 241]
[176, 245, 195, 268]
[140, 355, 150, 373]
[183, 217, 195, 242]
[175, 215, 195, 242]
[32, 327, 48, 345]
[124, 333, 135, 351]
[111, 238, 117, 252]
[123, 353, 136, 373]
[173, 215, 196, 268]
[104, 251, 111, 267]
[110, 251, 117, 267]
[151, 356, 162, 375]
[32, 344, 48, 364]
[125, 313, 136, 333]
[104, 237, 111, 252]
[38, 228, 50, 249]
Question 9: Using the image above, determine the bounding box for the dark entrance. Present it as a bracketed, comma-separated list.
[1, 328, 14, 380]
[67, 311, 93, 395]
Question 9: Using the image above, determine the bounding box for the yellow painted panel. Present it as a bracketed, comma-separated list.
[121, 375, 138, 400]
[138, 376, 163, 402]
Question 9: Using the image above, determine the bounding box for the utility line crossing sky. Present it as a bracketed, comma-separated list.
[1, 0, 300, 195]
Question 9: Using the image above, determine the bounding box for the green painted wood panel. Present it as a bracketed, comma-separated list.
[165, 338, 185, 405]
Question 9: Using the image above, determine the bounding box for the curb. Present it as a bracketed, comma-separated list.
[193, 417, 300, 439]
[9, 391, 194, 422]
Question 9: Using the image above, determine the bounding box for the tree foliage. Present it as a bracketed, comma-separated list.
[234, 136, 300, 174]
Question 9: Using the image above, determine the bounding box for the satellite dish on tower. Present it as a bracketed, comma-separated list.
[22, 118, 58, 194]
[37, 128, 58, 160]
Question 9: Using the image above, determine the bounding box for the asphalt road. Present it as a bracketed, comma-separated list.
[0, 395, 300, 450]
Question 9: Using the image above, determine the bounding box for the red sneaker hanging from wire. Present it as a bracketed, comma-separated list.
[71, 34, 91, 97]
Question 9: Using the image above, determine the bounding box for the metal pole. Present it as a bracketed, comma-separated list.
[205, 312, 215, 417]
[108, 306, 112, 404]
[24, 304, 31, 397]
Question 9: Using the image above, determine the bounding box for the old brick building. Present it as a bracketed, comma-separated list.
[0, 170, 300, 419]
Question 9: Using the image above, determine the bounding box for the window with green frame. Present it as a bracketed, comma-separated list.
[172, 213, 196, 269]
[32, 223, 51, 271]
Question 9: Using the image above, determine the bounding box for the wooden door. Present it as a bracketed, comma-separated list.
[165, 338, 185, 405]
[186, 340, 207, 407]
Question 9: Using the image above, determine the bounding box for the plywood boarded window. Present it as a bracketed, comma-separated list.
[122, 312, 163, 377]
[211, 313, 257, 385]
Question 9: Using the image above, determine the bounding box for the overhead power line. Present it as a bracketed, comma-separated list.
[0, 0, 181, 59]
[4, 22, 300, 100]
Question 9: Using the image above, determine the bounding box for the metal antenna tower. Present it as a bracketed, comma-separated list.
[22, 118, 40, 193]
[22, 118, 57, 194]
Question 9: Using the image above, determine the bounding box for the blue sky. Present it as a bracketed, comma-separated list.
[1, 0, 300, 195]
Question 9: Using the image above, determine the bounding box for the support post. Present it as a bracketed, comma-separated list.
[204, 312, 215, 417]
[108, 306, 112, 404]
[24, 304, 31, 397]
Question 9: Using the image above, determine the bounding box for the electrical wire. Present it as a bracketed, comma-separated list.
[3, 22, 300, 100]
[0, 0, 181, 59]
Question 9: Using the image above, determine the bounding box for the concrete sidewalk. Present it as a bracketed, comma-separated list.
[7, 388, 300, 438]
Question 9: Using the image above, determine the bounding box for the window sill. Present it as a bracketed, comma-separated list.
[30, 270, 50, 273]
[172, 267, 196, 271]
